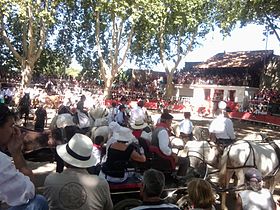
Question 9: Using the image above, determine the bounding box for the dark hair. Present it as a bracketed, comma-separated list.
[0, 104, 15, 127]
[143, 169, 165, 197]
[94, 136, 104, 145]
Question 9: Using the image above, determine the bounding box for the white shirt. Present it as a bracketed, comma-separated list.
[130, 106, 147, 125]
[179, 119, 193, 135]
[208, 115, 235, 139]
[158, 129, 172, 156]
[0, 152, 35, 206]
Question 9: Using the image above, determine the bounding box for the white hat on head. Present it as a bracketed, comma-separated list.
[218, 101, 227, 110]
[131, 118, 148, 130]
[113, 127, 133, 142]
[56, 133, 97, 168]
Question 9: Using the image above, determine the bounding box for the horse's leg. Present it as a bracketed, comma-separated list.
[221, 170, 234, 210]
[234, 169, 245, 199]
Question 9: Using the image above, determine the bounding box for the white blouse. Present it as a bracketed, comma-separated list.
[0, 152, 35, 206]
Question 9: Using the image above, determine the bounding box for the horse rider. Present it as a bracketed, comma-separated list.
[209, 101, 235, 148]
[151, 113, 190, 176]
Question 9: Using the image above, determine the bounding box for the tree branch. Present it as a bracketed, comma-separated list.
[95, 10, 107, 80]
[118, 24, 134, 69]
[266, 14, 280, 43]
[0, 14, 22, 62]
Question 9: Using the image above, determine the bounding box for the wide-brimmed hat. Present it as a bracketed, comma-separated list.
[131, 118, 148, 130]
[113, 127, 132, 142]
[56, 133, 97, 168]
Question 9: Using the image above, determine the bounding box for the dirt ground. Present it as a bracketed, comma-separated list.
[2, 112, 279, 210]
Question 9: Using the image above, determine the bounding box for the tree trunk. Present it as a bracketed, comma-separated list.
[165, 72, 174, 99]
[21, 60, 34, 89]
[103, 76, 114, 99]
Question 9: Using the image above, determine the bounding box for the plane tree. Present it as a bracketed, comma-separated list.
[0, 0, 66, 88]
[215, 0, 280, 42]
[131, 0, 216, 98]
[74, 0, 150, 97]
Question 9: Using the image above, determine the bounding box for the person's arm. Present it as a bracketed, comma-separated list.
[0, 153, 35, 206]
[158, 129, 172, 156]
[226, 119, 235, 140]
[130, 150, 146, 162]
[8, 126, 35, 183]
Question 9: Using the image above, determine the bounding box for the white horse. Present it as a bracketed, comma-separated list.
[219, 140, 280, 210]
[49, 107, 110, 142]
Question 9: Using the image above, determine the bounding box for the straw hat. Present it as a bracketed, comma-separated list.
[131, 118, 148, 130]
[112, 127, 133, 142]
[56, 133, 97, 168]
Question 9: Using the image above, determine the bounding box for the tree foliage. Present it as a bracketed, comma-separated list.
[0, 0, 64, 88]
[215, 0, 280, 42]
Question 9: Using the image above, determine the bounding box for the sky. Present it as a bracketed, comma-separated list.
[180, 23, 280, 66]
[71, 23, 280, 72]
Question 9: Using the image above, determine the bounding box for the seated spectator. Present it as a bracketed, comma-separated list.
[115, 104, 129, 127]
[87, 135, 106, 175]
[131, 117, 151, 140]
[0, 104, 48, 210]
[44, 133, 113, 210]
[151, 113, 190, 176]
[131, 169, 180, 210]
[187, 178, 216, 210]
[131, 117, 152, 156]
[236, 168, 276, 210]
[100, 128, 146, 183]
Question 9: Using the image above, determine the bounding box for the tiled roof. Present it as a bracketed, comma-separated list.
[195, 50, 274, 69]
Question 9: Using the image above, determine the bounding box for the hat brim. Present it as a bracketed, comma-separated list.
[56, 144, 97, 168]
[131, 122, 148, 130]
[113, 133, 130, 142]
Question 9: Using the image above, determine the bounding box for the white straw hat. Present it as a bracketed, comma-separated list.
[56, 133, 96, 168]
[131, 118, 148, 130]
[112, 127, 133, 142]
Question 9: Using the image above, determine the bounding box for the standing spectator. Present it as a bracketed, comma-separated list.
[0, 104, 49, 210]
[18, 92, 31, 126]
[208, 101, 235, 147]
[44, 133, 113, 210]
[187, 178, 216, 210]
[131, 169, 180, 210]
[34, 103, 47, 132]
[108, 101, 118, 123]
[178, 112, 193, 142]
[236, 168, 276, 210]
